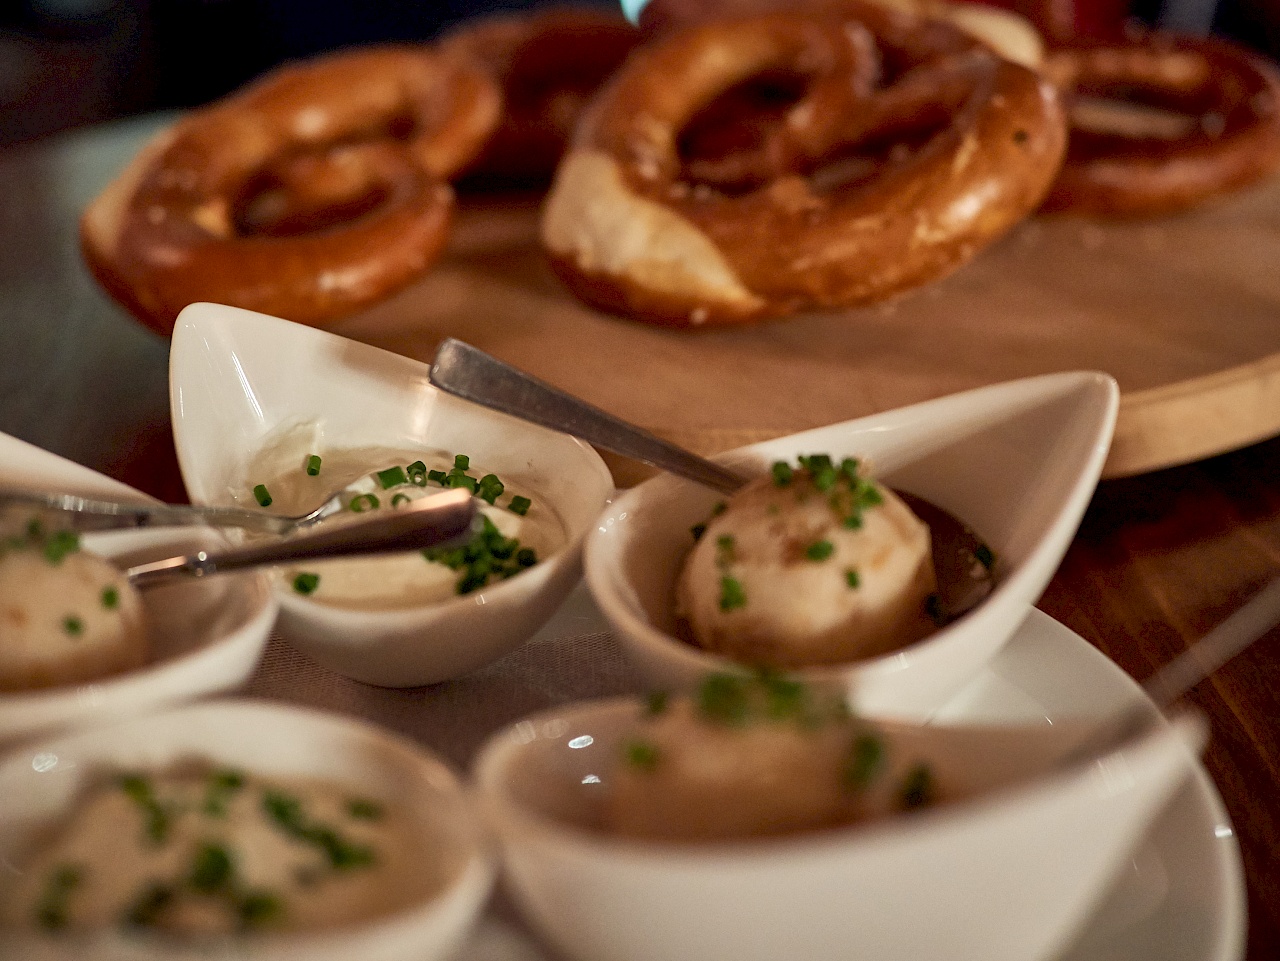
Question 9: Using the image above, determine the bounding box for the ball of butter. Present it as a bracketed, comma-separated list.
[0, 523, 146, 691]
[677, 463, 936, 667]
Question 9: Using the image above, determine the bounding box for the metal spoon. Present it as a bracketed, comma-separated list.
[123, 488, 477, 589]
[428, 338, 994, 622]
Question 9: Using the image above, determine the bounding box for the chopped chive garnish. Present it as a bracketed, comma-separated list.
[348, 493, 379, 512]
[761, 672, 808, 720]
[900, 763, 935, 810]
[35, 864, 81, 930]
[840, 457, 860, 480]
[292, 572, 320, 595]
[719, 574, 746, 611]
[188, 842, 234, 893]
[407, 461, 428, 486]
[391, 493, 411, 507]
[238, 890, 283, 929]
[477, 474, 505, 505]
[118, 773, 170, 845]
[203, 769, 245, 817]
[43, 530, 80, 564]
[123, 882, 174, 927]
[624, 739, 660, 771]
[697, 673, 750, 725]
[62, 615, 83, 637]
[508, 495, 531, 516]
[805, 540, 834, 561]
[427, 469, 447, 484]
[453, 454, 470, 470]
[346, 798, 383, 821]
[376, 466, 408, 489]
[101, 586, 119, 609]
[253, 484, 272, 508]
[845, 568, 860, 588]
[771, 461, 794, 486]
[844, 733, 885, 790]
[306, 455, 322, 476]
[711, 501, 727, 516]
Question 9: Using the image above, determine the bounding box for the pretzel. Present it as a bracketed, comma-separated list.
[543, 6, 1067, 326]
[81, 46, 500, 334]
[1040, 35, 1280, 216]
[440, 6, 641, 185]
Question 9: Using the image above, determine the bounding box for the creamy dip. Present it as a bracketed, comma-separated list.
[241, 444, 565, 610]
[0, 512, 146, 691]
[4, 764, 443, 935]
[677, 455, 936, 668]
[605, 673, 940, 841]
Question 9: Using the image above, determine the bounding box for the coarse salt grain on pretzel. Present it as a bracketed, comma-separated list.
[1039, 34, 1280, 217]
[81, 45, 500, 335]
[542, 5, 1067, 326]
[440, 6, 641, 185]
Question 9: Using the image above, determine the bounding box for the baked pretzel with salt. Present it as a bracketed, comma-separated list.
[542, 3, 1067, 326]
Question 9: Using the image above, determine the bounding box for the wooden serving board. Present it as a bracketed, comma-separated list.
[331, 176, 1280, 485]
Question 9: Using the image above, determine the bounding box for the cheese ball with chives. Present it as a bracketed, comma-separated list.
[676, 456, 936, 668]
[0, 516, 147, 691]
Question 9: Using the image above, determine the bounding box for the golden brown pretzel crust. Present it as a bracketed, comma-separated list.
[1040, 35, 1280, 217]
[543, 5, 1067, 327]
[81, 46, 500, 334]
[440, 7, 641, 185]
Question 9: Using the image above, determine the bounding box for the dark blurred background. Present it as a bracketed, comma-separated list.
[0, 0, 1276, 146]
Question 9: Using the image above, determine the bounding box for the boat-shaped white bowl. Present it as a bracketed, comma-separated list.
[168, 303, 614, 686]
[0, 432, 275, 745]
[0, 699, 495, 961]
[584, 371, 1118, 715]
[474, 696, 1203, 961]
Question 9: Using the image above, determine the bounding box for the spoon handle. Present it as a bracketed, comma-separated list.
[0, 487, 292, 534]
[125, 489, 477, 588]
[430, 339, 750, 495]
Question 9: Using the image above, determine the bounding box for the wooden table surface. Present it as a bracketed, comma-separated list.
[2, 119, 1278, 959]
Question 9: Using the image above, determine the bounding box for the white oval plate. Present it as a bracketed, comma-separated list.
[0, 432, 275, 745]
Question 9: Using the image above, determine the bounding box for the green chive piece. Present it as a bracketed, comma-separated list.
[812, 465, 838, 492]
[844, 733, 885, 790]
[805, 540, 834, 561]
[43, 530, 80, 564]
[624, 739, 660, 771]
[427, 469, 447, 484]
[123, 882, 174, 928]
[101, 586, 120, 609]
[238, 890, 283, 929]
[391, 493, 411, 507]
[118, 774, 170, 845]
[188, 842, 234, 893]
[376, 466, 408, 489]
[346, 798, 383, 821]
[761, 671, 808, 720]
[292, 572, 320, 595]
[845, 568, 860, 589]
[348, 493, 379, 513]
[697, 672, 751, 725]
[839, 457, 860, 481]
[711, 501, 727, 516]
[645, 690, 670, 716]
[203, 769, 245, 817]
[771, 461, 794, 486]
[508, 495, 531, 516]
[900, 763, 936, 810]
[407, 461, 428, 486]
[35, 864, 81, 930]
[305, 455, 322, 476]
[477, 474, 505, 505]
[719, 574, 746, 611]
[62, 615, 83, 637]
[453, 454, 470, 470]
[253, 484, 272, 507]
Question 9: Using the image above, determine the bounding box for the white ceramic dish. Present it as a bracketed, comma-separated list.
[168, 303, 614, 687]
[445, 604, 1243, 961]
[475, 683, 1201, 961]
[585, 371, 1119, 715]
[0, 699, 495, 961]
[0, 431, 275, 745]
